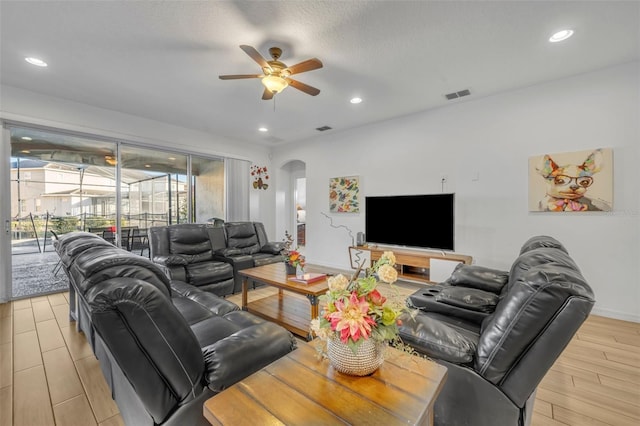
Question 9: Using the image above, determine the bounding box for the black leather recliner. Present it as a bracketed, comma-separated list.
[149, 222, 285, 295]
[149, 223, 235, 296]
[398, 236, 595, 426]
[214, 222, 284, 293]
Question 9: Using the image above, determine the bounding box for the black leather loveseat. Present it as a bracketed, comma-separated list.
[149, 222, 284, 295]
[52, 231, 296, 426]
[398, 235, 595, 426]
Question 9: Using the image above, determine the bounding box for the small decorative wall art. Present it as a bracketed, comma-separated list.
[528, 148, 613, 212]
[251, 165, 269, 190]
[329, 176, 360, 213]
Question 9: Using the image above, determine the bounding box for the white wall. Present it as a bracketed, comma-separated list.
[273, 62, 640, 322]
[0, 84, 277, 235]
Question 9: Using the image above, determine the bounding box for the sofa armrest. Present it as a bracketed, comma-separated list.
[448, 264, 509, 294]
[215, 248, 244, 257]
[398, 313, 478, 364]
[436, 287, 499, 313]
[260, 242, 285, 255]
[202, 322, 297, 392]
[152, 254, 188, 266]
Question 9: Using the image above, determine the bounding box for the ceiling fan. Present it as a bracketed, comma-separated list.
[219, 45, 323, 100]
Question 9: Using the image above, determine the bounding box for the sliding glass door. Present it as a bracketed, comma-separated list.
[120, 145, 188, 228]
[9, 127, 117, 298]
[6, 125, 228, 299]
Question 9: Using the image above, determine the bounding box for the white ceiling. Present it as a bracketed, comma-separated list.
[1, 1, 638, 147]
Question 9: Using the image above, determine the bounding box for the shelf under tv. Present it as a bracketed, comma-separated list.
[349, 245, 472, 284]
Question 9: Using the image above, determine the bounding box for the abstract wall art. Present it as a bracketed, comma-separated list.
[329, 176, 360, 213]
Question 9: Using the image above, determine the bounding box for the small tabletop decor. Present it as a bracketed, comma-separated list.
[310, 251, 407, 376]
[281, 230, 305, 275]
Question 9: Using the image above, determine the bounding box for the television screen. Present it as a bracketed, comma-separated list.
[365, 193, 455, 251]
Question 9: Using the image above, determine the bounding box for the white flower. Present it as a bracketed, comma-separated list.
[381, 251, 396, 266]
[328, 274, 349, 292]
[310, 318, 332, 340]
[377, 264, 398, 284]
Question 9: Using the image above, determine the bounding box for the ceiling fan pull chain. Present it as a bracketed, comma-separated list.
[273, 95, 276, 112]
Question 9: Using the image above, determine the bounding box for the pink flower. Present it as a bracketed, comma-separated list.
[368, 289, 386, 306]
[328, 292, 376, 343]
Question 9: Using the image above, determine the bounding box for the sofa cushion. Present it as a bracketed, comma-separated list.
[448, 264, 509, 294]
[398, 312, 479, 364]
[168, 225, 213, 262]
[186, 262, 234, 287]
[225, 223, 261, 255]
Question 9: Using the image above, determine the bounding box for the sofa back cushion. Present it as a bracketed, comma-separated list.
[519, 235, 568, 255]
[168, 224, 213, 263]
[225, 222, 261, 254]
[475, 247, 594, 404]
[70, 246, 171, 296]
[87, 278, 205, 425]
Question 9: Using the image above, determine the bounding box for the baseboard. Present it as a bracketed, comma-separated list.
[590, 307, 640, 323]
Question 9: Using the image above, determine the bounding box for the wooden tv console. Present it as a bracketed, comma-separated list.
[349, 245, 472, 284]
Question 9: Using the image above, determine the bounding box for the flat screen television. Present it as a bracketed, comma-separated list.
[365, 193, 455, 251]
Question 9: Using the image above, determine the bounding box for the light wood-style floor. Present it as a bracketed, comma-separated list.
[1, 286, 638, 426]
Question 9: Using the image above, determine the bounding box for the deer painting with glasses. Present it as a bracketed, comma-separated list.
[535, 148, 611, 212]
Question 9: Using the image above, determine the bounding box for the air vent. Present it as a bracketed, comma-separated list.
[316, 125, 332, 131]
[445, 89, 471, 100]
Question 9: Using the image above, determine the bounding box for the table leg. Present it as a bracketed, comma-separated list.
[242, 277, 248, 310]
[305, 294, 320, 341]
[306, 294, 319, 319]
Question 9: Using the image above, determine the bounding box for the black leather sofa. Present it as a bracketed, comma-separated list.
[52, 231, 297, 426]
[398, 235, 595, 426]
[149, 222, 284, 295]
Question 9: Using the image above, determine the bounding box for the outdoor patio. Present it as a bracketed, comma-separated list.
[12, 239, 69, 299]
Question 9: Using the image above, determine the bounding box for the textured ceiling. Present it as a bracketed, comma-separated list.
[1, 1, 638, 146]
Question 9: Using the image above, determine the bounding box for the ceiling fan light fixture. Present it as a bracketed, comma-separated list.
[261, 75, 288, 94]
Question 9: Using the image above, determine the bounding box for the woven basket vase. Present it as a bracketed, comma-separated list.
[327, 337, 384, 376]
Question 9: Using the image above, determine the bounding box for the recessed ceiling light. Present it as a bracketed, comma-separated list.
[168, 157, 176, 161]
[20, 150, 31, 154]
[258, 127, 268, 132]
[350, 97, 363, 104]
[21, 136, 33, 141]
[144, 164, 151, 168]
[25, 57, 48, 67]
[549, 29, 574, 43]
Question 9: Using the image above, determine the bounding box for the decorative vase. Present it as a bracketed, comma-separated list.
[327, 337, 384, 376]
[285, 263, 296, 275]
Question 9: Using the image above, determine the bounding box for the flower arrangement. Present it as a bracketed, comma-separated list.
[251, 165, 269, 190]
[281, 230, 305, 270]
[311, 251, 405, 353]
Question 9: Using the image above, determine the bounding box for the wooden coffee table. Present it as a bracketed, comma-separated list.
[203, 341, 448, 425]
[240, 263, 329, 340]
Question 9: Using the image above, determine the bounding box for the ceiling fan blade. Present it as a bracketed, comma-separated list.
[286, 78, 320, 96]
[239, 45, 272, 72]
[262, 89, 275, 100]
[285, 58, 323, 75]
[219, 74, 262, 80]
